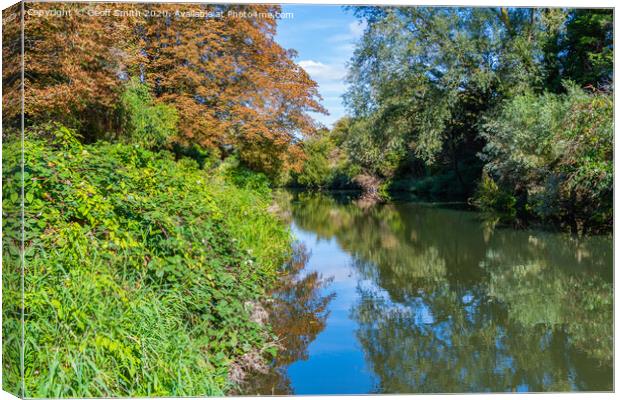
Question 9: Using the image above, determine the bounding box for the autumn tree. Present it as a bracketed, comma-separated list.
[136, 3, 326, 178]
[2, 3, 22, 134]
[17, 3, 325, 179]
[21, 2, 138, 136]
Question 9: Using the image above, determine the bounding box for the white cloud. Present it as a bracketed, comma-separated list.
[298, 60, 347, 82]
[348, 20, 367, 38]
[283, 15, 365, 128]
[319, 81, 348, 93]
[298, 58, 352, 128]
[326, 20, 367, 43]
[335, 43, 356, 54]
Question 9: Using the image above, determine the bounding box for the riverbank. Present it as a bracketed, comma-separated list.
[285, 180, 613, 235]
[291, 85, 612, 236]
[2, 125, 291, 397]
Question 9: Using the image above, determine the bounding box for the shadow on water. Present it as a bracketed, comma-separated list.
[242, 190, 613, 394]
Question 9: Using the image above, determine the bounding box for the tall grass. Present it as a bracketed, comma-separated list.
[2, 124, 291, 397]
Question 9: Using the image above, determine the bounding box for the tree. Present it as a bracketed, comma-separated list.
[21, 3, 138, 136]
[17, 3, 326, 179]
[344, 7, 565, 191]
[294, 120, 360, 189]
[479, 84, 613, 232]
[2, 3, 22, 133]
[549, 9, 613, 90]
[295, 131, 334, 188]
[136, 3, 326, 178]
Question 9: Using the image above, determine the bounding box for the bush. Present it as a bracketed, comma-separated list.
[479, 83, 612, 232]
[2, 124, 290, 397]
[471, 172, 517, 222]
[291, 130, 358, 190]
[217, 156, 272, 198]
[119, 78, 178, 149]
[295, 135, 334, 188]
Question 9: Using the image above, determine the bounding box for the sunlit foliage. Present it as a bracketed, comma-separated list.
[319, 7, 614, 230]
[136, 3, 326, 178]
[17, 2, 325, 178]
[2, 124, 291, 397]
[118, 78, 178, 149]
[480, 84, 613, 232]
[293, 126, 358, 189]
[344, 7, 565, 176]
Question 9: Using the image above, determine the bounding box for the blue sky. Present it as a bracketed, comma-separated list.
[275, 5, 365, 128]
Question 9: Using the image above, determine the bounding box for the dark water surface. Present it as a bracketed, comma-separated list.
[242, 191, 613, 395]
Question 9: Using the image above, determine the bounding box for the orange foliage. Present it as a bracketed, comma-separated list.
[13, 2, 325, 176]
[2, 3, 23, 132]
[138, 3, 325, 175]
[22, 3, 137, 135]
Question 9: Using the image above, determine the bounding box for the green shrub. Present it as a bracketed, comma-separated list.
[479, 84, 612, 232]
[119, 78, 178, 149]
[472, 172, 517, 222]
[295, 136, 334, 188]
[293, 129, 359, 190]
[217, 156, 272, 198]
[2, 124, 290, 397]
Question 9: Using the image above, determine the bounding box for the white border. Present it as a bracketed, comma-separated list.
[0, 1, 616, 400]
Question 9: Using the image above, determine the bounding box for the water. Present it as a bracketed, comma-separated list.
[242, 191, 613, 394]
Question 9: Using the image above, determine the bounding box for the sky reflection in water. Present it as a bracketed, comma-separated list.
[242, 191, 613, 395]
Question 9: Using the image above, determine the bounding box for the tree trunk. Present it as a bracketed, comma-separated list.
[353, 174, 383, 204]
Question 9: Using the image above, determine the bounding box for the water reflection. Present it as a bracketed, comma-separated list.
[245, 191, 612, 394]
[241, 243, 335, 395]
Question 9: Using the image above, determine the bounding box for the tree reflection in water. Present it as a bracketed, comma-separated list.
[240, 242, 335, 395]
[289, 191, 612, 393]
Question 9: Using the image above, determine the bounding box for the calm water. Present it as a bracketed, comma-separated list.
[242, 191, 613, 394]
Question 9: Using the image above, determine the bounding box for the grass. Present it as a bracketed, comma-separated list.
[2, 124, 291, 397]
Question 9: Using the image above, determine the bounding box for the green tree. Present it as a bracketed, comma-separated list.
[295, 132, 334, 188]
[344, 7, 565, 190]
[294, 122, 359, 189]
[479, 84, 612, 232]
[119, 78, 179, 149]
[547, 9, 613, 90]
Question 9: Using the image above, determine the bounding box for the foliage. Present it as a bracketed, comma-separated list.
[471, 172, 517, 222]
[217, 156, 272, 199]
[119, 78, 178, 149]
[136, 3, 326, 177]
[345, 117, 407, 180]
[391, 162, 483, 200]
[295, 134, 333, 188]
[341, 7, 612, 229]
[547, 9, 613, 90]
[17, 2, 325, 178]
[2, 3, 22, 132]
[479, 84, 613, 232]
[14, 3, 138, 134]
[2, 124, 291, 397]
[292, 124, 359, 189]
[344, 7, 565, 177]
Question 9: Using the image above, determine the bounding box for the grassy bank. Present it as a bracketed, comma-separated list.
[2, 125, 291, 397]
